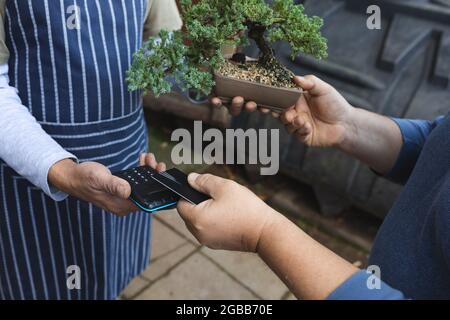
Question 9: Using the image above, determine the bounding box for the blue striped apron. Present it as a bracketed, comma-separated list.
[0, 0, 152, 300]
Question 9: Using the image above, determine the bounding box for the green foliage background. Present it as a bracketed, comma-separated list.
[127, 0, 328, 97]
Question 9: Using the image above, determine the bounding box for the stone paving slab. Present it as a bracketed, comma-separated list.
[142, 243, 198, 282]
[135, 253, 258, 300]
[150, 218, 188, 261]
[120, 276, 151, 300]
[201, 247, 290, 300]
[155, 210, 200, 244]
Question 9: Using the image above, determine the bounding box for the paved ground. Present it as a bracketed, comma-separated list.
[120, 209, 295, 300]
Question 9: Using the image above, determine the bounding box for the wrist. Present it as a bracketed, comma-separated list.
[255, 209, 289, 255]
[337, 105, 360, 151]
[48, 158, 78, 194]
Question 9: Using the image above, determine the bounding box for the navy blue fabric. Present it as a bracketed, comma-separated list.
[327, 270, 405, 300]
[0, 0, 152, 300]
[329, 113, 450, 300]
[386, 117, 445, 184]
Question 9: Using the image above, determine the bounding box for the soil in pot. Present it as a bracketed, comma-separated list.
[217, 58, 296, 89]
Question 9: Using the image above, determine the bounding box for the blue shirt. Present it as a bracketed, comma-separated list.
[328, 113, 450, 300]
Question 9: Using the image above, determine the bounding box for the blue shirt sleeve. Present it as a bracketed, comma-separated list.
[386, 117, 445, 184]
[327, 270, 406, 300]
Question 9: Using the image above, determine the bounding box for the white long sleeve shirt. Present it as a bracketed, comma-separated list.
[0, 64, 76, 201]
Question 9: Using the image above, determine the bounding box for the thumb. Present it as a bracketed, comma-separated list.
[294, 75, 329, 96]
[187, 173, 225, 199]
[103, 176, 131, 199]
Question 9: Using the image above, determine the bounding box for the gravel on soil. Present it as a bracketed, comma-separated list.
[217, 60, 296, 89]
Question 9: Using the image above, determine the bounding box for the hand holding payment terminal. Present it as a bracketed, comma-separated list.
[113, 166, 210, 213]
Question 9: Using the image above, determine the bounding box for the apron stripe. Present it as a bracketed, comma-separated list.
[129, 211, 138, 276]
[54, 201, 71, 300]
[27, 189, 50, 299]
[107, 0, 125, 117]
[121, 0, 133, 114]
[13, 179, 38, 300]
[0, 174, 15, 299]
[66, 129, 145, 156]
[113, 216, 120, 295]
[41, 105, 143, 132]
[13, 2, 32, 118]
[73, 1, 89, 123]
[59, 0, 75, 123]
[131, 0, 139, 113]
[41, 193, 62, 300]
[28, 2, 47, 122]
[94, 0, 115, 120]
[133, 211, 143, 277]
[75, 201, 88, 300]
[44, 0, 61, 123]
[123, 218, 131, 287]
[0, 216, 14, 299]
[88, 204, 98, 300]
[101, 211, 108, 300]
[119, 218, 126, 292]
[82, 0, 102, 122]
[4, 8, 19, 100]
[64, 117, 145, 151]
[126, 215, 135, 284]
[111, 211, 117, 296]
[82, 130, 145, 162]
[0, 280, 4, 300]
[125, 217, 134, 288]
[63, 198, 81, 300]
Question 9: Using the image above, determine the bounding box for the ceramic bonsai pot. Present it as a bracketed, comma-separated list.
[214, 72, 302, 112]
[213, 56, 303, 112]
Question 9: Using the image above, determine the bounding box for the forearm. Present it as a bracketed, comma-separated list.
[0, 64, 76, 200]
[339, 107, 403, 174]
[257, 211, 358, 300]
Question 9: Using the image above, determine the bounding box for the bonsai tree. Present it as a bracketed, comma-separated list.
[127, 0, 328, 98]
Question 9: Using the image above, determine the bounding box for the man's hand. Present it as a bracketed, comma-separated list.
[212, 75, 354, 148]
[48, 153, 166, 216]
[280, 76, 354, 147]
[177, 173, 280, 252]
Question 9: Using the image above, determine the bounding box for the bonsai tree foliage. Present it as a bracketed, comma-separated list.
[127, 0, 328, 97]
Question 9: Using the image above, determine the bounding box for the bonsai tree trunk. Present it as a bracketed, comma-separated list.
[247, 22, 294, 85]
